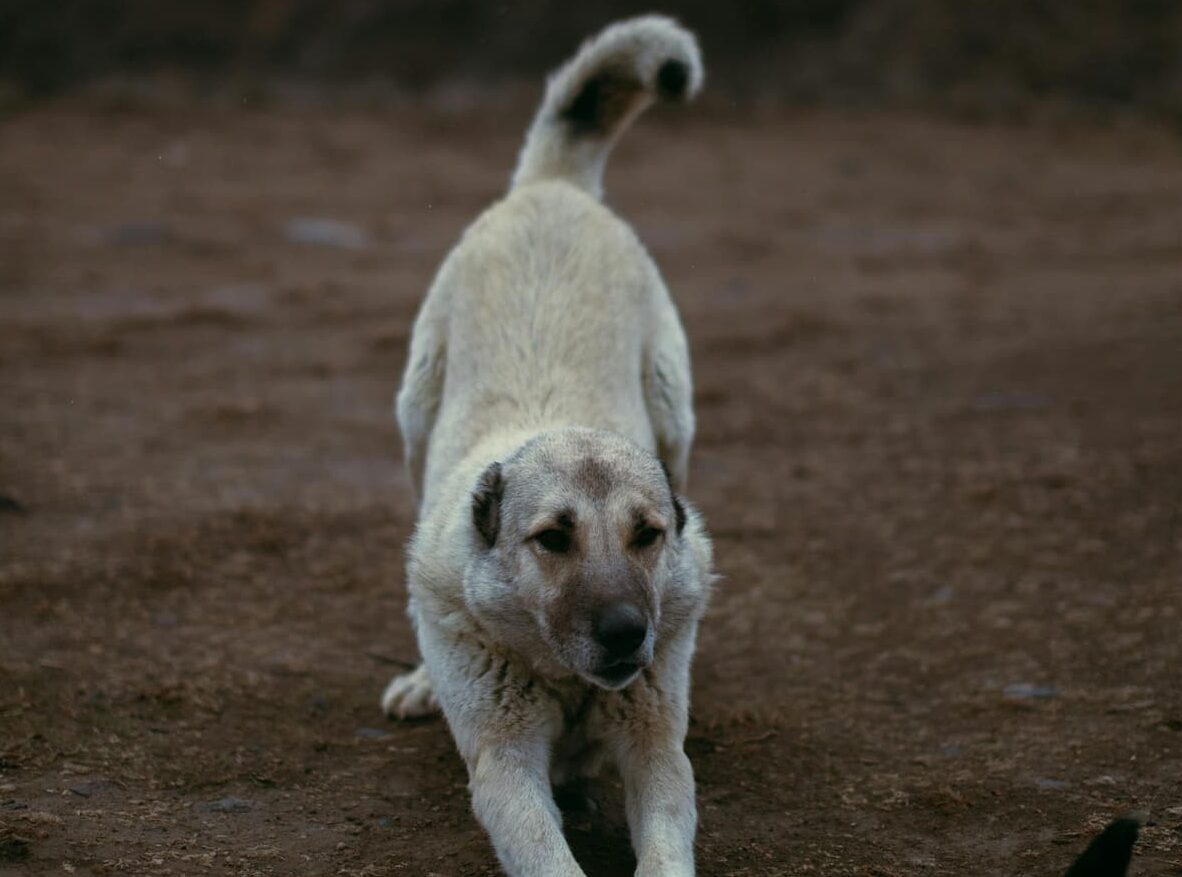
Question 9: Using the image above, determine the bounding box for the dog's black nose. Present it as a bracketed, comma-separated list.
[593, 603, 648, 660]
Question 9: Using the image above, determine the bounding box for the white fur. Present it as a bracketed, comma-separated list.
[512, 14, 704, 198]
[383, 16, 712, 877]
[380, 663, 437, 719]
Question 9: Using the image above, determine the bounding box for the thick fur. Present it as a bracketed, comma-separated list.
[512, 14, 703, 197]
[382, 15, 712, 877]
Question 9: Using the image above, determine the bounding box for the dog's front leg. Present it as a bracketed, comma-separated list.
[607, 629, 699, 877]
[417, 621, 586, 877]
[618, 739, 696, 877]
[469, 743, 587, 877]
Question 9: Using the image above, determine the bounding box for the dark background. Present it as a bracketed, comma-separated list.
[4, 0, 1182, 117]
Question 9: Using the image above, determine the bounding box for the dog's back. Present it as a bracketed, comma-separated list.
[400, 15, 703, 510]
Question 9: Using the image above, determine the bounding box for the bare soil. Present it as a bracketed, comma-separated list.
[1, 99, 1181, 875]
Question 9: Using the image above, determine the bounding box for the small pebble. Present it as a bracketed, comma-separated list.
[1004, 683, 1059, 700]
[103, 221, 173, 246]
[354, 727, 392, 740]
[927, 585, 955, 605]
[1036, 778, 1070, 791]
[202, 797, 251, 813]
[283, 218, 370, 250]
[973, 390, 1054, 412]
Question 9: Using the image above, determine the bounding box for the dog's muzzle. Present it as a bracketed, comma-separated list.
[590, 602, 650, 687]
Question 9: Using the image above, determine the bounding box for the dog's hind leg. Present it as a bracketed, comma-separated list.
[380, 664, 439, 719]
[644, 292, 695, 492]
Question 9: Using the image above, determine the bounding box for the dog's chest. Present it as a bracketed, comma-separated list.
[543, 680, 617, 783]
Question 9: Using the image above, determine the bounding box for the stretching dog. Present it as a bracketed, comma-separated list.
[381, 15, 714, 877]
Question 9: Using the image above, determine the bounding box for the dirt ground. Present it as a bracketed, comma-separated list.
[1, 96, 1181, 875]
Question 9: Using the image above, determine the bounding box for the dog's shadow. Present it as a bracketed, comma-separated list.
[556, 778, 637, 876]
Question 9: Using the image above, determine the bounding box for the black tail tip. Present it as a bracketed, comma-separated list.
[1064, 815, 1144, 877]
[656, 59, 690, 101]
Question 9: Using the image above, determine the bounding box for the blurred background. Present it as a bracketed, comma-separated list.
[2, 3, 1181, 876]
[4, 0, 1182, 118]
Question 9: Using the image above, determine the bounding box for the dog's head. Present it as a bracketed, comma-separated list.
[463, 428, 709, 689]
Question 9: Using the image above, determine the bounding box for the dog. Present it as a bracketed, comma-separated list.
[380, 15, 715, 877]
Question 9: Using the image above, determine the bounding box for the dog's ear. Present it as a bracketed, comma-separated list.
[660, 462, 687, 535]
[472, 462, 504, 548]
[671, 493, 687, 536]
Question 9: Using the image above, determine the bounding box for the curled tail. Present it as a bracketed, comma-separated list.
[510, 15, 703, 197]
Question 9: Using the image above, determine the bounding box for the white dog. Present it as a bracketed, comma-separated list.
[381, 16, 715, 877]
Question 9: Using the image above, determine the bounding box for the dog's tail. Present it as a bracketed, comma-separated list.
[510, 15, 703, 197]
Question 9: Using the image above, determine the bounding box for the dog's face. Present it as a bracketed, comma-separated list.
[464, 429, 703, 689]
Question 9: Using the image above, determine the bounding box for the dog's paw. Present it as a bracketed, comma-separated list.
[381, 665, 439, 719]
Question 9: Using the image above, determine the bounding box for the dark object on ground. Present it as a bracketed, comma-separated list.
[0, 832, 31, 862]
[202, 797, 252, 813]
[0, 493, 26, 514]
[102, 221, 173, 247]
[1064, 816, 1143, 877]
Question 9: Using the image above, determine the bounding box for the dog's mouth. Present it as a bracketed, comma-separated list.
[590, 660, 643, 689]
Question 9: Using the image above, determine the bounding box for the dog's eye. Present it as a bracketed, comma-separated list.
[633, 526, 664, 549]
[534, 529, 572, 554]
